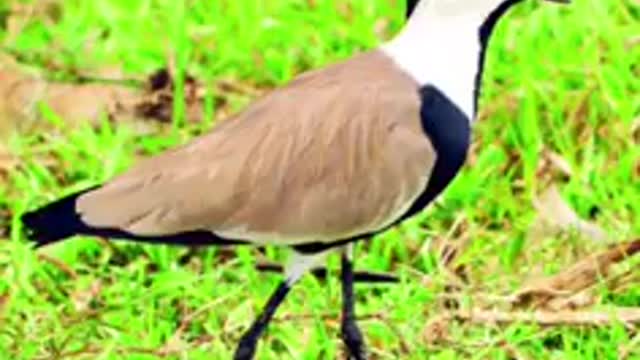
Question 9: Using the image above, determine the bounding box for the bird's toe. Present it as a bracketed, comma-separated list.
[342, 321, 367, 360]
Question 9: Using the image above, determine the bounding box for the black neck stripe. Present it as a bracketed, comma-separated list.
[406, 0, 420, 18]
[474, 0, 523, 113]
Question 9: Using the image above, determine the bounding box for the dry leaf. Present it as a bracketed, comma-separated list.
[374, 19, 391, 38]
[0, 56, 209, 135]
[546, 289, 596, 311]
[422, 315, 451, 345]
[511, 239, 640, 308]
[5, 1, 62, 42]
[0, 293, 9, 312]
[0, 55, 137, 133]
[626, 35, 640, 49]
[44, 82, 137, 125]
[499, 340, 532, 360]
[538, 147, 573, 179]
[426, 215, 470, 283]
[132, 68, 207, 124]
[71, 280, 102, 312]
[0, 49, 269, 137]
[0, 144, 16, 175]
[632, 117, 640, 144]
[529, 185, 607, 242]
[0, 55, 46, 135]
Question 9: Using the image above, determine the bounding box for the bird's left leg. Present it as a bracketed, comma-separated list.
[340, 243, 367, 360]
[233, 249, 327, 360]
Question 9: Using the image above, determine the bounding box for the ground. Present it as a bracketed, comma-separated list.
[0, 0, 639, 359]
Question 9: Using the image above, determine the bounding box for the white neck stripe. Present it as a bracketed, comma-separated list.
[379, 0, 520, 122]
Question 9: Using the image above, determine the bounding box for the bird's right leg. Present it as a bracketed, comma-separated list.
[340, 244, 367, 360]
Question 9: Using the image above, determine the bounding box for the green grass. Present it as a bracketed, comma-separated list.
[1, 0, 639, 359]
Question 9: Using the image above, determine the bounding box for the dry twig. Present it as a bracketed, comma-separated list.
[37, 253, 77, 278]
[511, 239, 640, 307]
[450, 307, 640, 327]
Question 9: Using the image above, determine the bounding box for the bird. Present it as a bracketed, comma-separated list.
[21, 0, 570, 359]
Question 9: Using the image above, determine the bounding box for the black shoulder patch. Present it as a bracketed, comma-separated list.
[398, 85, 471, 221]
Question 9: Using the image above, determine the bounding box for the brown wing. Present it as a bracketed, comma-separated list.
[76, 51, 436, 245]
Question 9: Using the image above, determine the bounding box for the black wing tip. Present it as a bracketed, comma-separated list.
[20, 187, 97, 247]
[21, 185, 249, 248]
[21, 210, 52, 247]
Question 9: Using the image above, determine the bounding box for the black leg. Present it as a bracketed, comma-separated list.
[341, 251, 367, 360]
[233, 282, 291, 360]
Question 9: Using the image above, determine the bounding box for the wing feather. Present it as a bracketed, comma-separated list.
[76, 51, 436, 244]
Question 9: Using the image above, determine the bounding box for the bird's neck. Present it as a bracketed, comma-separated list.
[382, 0, 520, 122]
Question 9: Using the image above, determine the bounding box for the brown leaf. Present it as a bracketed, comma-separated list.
[71, 280, 102, 312]
[428, 215, 469, 273]
[0, 49, 267, 135]
[422, 315, 451, 345]
[529, 185, 607, 243]
[545, 289, 596, 311]
[0, 54, 139, 133]
[0, 293, 9, 312]
[632, 116, 640, 144]
[0, 54, 212, 135]
[374, 19, 391, 38]
[5, 1, 62, 42]
[0, 55, 45, 135]
[44, 82, 137, 126]
[0, 144, 16, 176]
[537, 147, 573, 180]
[132, 67, 216, 124]
[626, 35, 640, 49]
[499, 340, 532, 360]
[512, 239, 640, 308]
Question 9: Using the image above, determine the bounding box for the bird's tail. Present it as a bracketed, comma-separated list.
[21, 186, 246, 248]
[21, 187, 97, 248]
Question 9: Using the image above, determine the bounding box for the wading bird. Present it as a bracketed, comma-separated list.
[22, 0, 569, 358]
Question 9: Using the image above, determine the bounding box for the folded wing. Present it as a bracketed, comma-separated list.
[77, 51, 437, 245]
